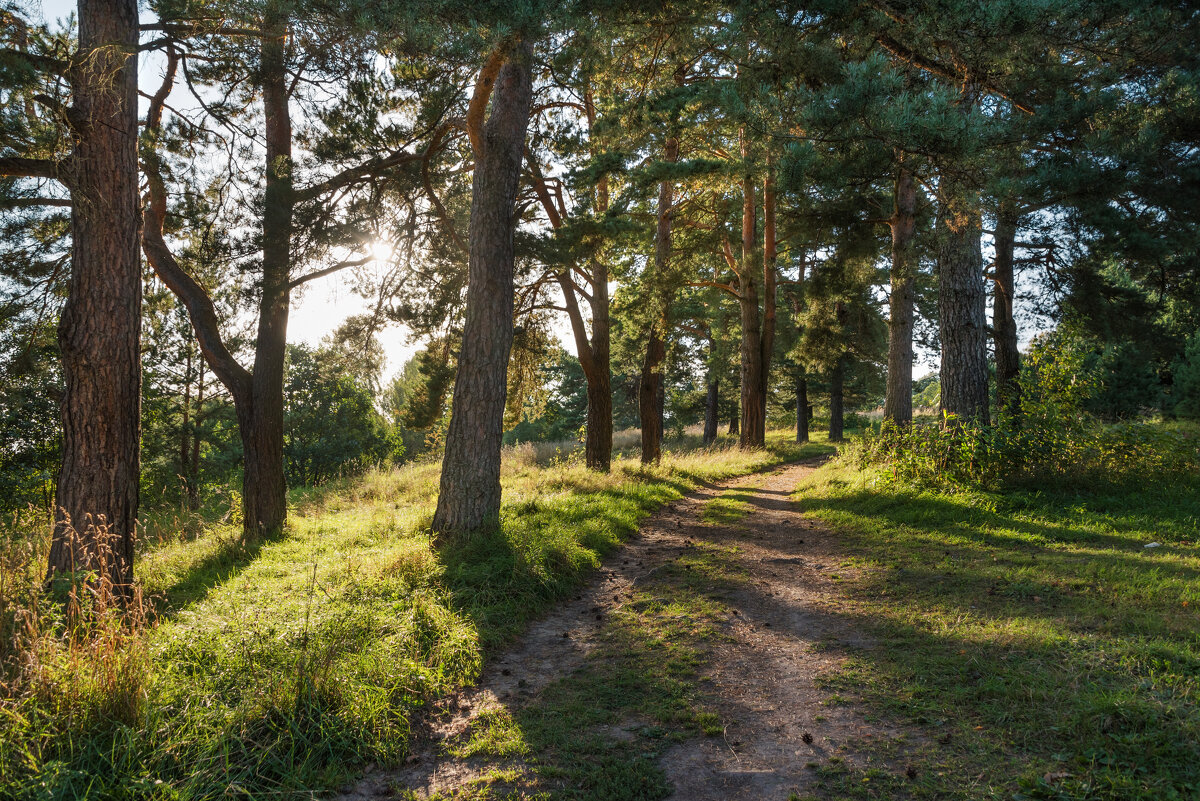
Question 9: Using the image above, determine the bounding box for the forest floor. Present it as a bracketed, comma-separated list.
[335, 459, 928, 801]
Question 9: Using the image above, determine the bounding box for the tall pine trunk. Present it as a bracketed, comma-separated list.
[737, 132, 765, 448]
[238, 16, 292, 541]
[993, 204, 1021, 418]
[47, 0, 141, 591]
[433, 41, 534, 538]
[757, 160, 777, 437]
[884, 164, 917, 425]
[829, 358, 845, 443]
[937, 175, 990, 425]
[640, 135, 677, 464]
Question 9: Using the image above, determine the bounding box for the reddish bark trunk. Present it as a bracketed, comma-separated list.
[47, 0, 141, 591]
[737, 132, 765, 448]
[829, 358, 845, 443]
[884, 164, 918, 426]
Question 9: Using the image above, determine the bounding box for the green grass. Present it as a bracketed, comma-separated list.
[790, 455, 1200, 801]
[0, 432, 832, 800]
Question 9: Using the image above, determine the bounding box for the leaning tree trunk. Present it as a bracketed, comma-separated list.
[829, 358, 845, 443]
[433, 41, 534, 538]
[795, 374, 809, 443]
[883, 164, 918, 426]
[47, 0, 141, 592]
[937, 175, 990, 426]
[993, 203, 1021, 419]
[640, 135, 677, 464]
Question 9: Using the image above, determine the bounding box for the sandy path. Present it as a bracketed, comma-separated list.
[336, 459, 915, 800]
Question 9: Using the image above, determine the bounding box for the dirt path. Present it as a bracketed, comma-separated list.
[336, 459, 917, 800]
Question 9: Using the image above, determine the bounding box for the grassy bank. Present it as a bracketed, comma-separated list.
[1, 432, 830, 800]
[791, 448, 1200, 800]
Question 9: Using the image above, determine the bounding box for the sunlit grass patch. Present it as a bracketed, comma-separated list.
[792, 450, 1200, 801]
[0, 430, 831, 799]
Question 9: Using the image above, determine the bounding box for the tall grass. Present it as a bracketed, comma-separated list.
[0, 431, 829, 799]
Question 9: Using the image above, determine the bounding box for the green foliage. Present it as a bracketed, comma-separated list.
[848, 332, 1200, 493]
[284, 343, 401, 485]
[1171, 331, 1200, 419]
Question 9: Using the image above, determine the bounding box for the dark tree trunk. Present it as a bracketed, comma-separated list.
[737, 132, 765, 448]
[884, 164, 918, 426]
[639, 329, 665, 464]
[47, 0, 141, 591]
[640, 135, 677, 464]
[703, 374, 719, 445]
[829, 358, 845, 443]
[795, 374, 809, 443]
[728, 411, 739, 436]
[433, 41, 534, 538]
[238, 16, 292, 541]
[937, 176, 990, 425]
[993, 204, 1021, 418]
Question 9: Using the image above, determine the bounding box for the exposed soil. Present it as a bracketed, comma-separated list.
[335, 458, 918, 800]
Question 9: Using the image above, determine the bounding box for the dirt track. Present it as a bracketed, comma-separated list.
[336, 459, 916, 800]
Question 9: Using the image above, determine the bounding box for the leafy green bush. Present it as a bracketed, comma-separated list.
[847, 332, 1200, 492]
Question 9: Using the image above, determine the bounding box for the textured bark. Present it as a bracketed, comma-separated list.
[239, 19, 293, 540]
[640, 135, 677, 464]
[883, 165, 918, 426]
[433, 40, 534, 538]
[937, 176, 990, 425]
[47, 0, 141, 590]
[795, 374, 809, 443]
[736, 133, 764, 448]
[703, 374, 719, 445]
[828, 358, 845, 443]
[993, 204, 1021, 418]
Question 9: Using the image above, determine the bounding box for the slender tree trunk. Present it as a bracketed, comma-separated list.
[937, 174, 990, 425]
[239, 15, 292, 541]
[433, 41, 534, 538]
[585, 123, 613, 470]
[993, 203, 1021, 419]
[703, 373, 719, 445]
[640, 135, 677, 464]
[884, 164, 918, 426]
[47, 0, 141, 591]
[639, 329, 665, 463]
[757, 159, 777, 436]
[737, 132, 765, 448]
[795, 374, 809, 443]
[728, 411, 739, 436]
[829, 358, 845, 443]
